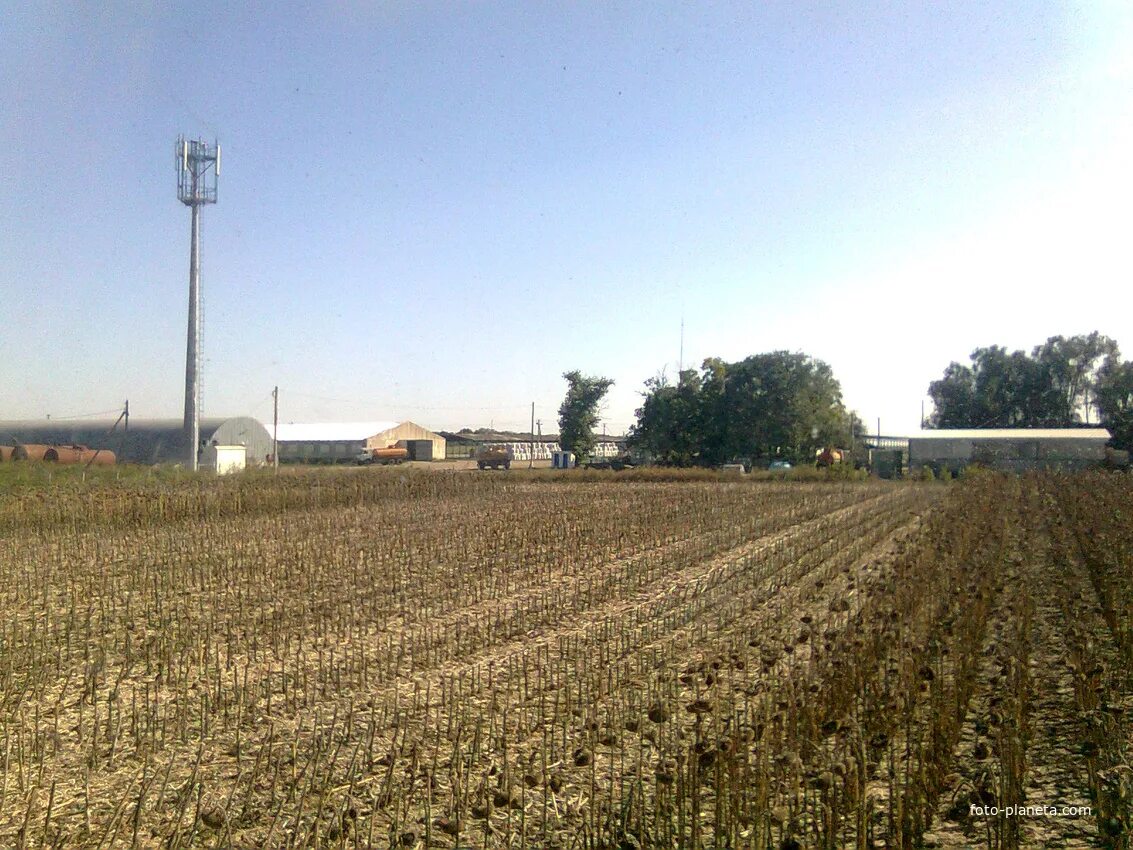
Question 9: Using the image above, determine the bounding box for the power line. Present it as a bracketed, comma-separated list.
[43, 408, 124, 421]
[284, 390, 547, 412]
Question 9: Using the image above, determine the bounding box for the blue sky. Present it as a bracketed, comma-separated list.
[2, 2, 1131, 435]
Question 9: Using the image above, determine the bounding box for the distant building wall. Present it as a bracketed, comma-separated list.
[0, 417, 272, 466]
[278, 439, 365, 463]
[275, 421, 445, 464]
[870, 449, 904, 479]
[908, 429, 1110, 473]
[442, 436, 559, 460]
[442, 435, 624, 460]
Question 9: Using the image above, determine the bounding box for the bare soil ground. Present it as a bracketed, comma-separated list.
[0, 472, 1128, 849]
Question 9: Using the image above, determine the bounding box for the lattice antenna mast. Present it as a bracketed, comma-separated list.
[176, 136, 220, 471]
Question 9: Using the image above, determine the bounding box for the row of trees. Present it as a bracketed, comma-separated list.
[559, 352, 860, 466]
[927, 332, 1133, 449]
[556, 332, 1133, 467]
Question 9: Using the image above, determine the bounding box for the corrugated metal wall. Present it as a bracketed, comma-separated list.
[909, 436, 1108, 472]
[278, 439, 365, 463]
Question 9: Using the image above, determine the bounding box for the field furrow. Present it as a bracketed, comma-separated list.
[0, 470, 1129, 849]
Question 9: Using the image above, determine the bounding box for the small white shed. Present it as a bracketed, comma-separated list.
[202, 444, 247, 475]
[552, 450, 575, 469]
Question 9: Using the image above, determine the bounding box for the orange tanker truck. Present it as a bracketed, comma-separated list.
[355, 445, 409, 465]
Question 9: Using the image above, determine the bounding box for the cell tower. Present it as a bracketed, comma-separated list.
[176, 136, 220, 471]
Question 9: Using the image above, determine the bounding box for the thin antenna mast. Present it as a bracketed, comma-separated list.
[678, 316, 684, 376]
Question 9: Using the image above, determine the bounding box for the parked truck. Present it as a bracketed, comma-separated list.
[475, 445, 512, 470]
[355, 445, 409, 465]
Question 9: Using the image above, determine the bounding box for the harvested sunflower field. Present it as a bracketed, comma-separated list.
[0, 469, 1129, 848]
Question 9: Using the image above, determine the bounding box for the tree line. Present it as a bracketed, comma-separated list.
[927, 332, 1132, 449]
[559, 352, 860, 466]
[556, 330, 1133, 466]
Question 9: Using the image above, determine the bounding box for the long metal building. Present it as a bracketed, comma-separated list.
[0, 417, 273, 466]
[908, 428, 1111, 474]
[274, 421, 446, 463]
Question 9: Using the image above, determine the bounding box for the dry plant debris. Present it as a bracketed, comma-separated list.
[0, 469, 1129, 848]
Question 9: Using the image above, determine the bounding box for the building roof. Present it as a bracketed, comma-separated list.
[439, 430, 560, 444]
[274, 421, 400, 442]
[0, 417, 235, 435]
[439, 430, 627, 444]
[911, 428, 1111, 441]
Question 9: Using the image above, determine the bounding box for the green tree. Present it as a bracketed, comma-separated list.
[1031, 332, 1118, 425]
[927, 362, 977, 428]
[631, 351, 850, 465]
[1094, 354, 1133, 451]
[558, 371, 614, 462]
[969, 346, 1040, 426]
[927, 333, 1119, 428]
[696, 358, 732, 464]
[629, 369, 703, 465]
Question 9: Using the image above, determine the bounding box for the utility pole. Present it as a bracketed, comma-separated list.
[89, 401, 132, 469]
[119, 399, 130, 466]
[272, 386, 279, 472]
[530, 402, 535, 469]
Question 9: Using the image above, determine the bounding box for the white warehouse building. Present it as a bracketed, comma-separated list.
[274, 421, 446, 464]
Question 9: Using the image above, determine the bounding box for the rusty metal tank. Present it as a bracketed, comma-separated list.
[81, 448, 116, 466]
[12, 444, 50, 461]
[42, 445, 117, 465]
[44, 445, 84, 463]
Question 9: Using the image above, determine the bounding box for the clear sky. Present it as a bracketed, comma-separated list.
[3, 2, 1131, 435]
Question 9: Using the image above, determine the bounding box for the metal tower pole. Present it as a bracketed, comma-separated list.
[184, 199, 201, 471]
[176, 136, 218, 472]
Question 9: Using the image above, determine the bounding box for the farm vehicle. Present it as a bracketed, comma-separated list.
[815, 447, 845, 468]
[355, 445, 409, 465]
[475, 445, 512, 470]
